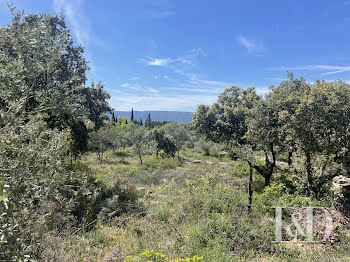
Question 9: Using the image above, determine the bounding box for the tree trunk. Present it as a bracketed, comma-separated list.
[177, 150, 180, 159]
[264, 143, 276, 186]
[288, 151, 293, 166]
[248, 162, 253, 212]
[305, 151, 314, 195]
[253, 145, 276, 187]
[139, 154, 143, 165]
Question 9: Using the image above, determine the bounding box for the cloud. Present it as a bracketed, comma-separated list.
[53, 0, 89, 46]
[110, 94, 218, 111]
[313, 65, 350, 75]
[255, 87, 270, 95]
[121, 83, 130, 88]
[53, 0, 99, 78]
[140, 48, 233, 99]
[130, 76, 140, 81]
[142, 0, 175, 19]
[140, 57, 173, 66]
[187, 75, 230, 89]
[148, 87, 159, 93]
[273, 65, 350, 75]
[121, 82, 158, 93]
[121, 82, 141, 90]
[237, 35, 265, 54]
[168, 87, 227, 94]
[144, 10, 175, 19]
[140, 48, 205, 67]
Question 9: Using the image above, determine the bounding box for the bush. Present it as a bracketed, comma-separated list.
[144, 157, 183, 170]
[0, 119, 105, 260]
[194, 139, 223, 157]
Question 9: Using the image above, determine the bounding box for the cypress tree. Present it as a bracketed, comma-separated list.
[112, 112, 116, 122]
[131, 108, 134, 121]
[145, 113, 152, 128]
[139, 117, 143, 126]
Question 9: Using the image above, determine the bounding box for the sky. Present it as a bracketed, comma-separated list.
[1, 0, 350, 111]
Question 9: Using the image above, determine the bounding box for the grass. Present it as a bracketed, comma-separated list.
[50, 149, 350, 262]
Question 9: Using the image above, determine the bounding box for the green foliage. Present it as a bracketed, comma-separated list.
[163, 122, 190, 158]
[144, 157, 183, 169]
[155, 204, 173, 222]
[0, 7, 113, 260]
[145, 113, 153, 129]
[194, 139, 222, 157]
[0, 118, 102, 260]
[89, 124, 115, 162]
[153, 129, 177, 158]
[128, 124, 155, 164]
[182, 177, 289, 260]
[0, 7, 111, 159]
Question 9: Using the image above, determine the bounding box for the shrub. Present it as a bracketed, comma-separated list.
[124, 250, 203, 262]
[144, 157, 183, 170]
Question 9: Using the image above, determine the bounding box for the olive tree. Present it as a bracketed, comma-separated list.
[0, 7, 110, 260]
[163, 122, 189, 159]
[128, 124, 155, 165]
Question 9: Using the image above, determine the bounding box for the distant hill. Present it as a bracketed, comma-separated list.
[114, 111, 193, 124]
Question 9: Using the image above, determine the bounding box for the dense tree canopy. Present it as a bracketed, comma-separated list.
[192, 73, 350, 197]
[0, 7, 111, 260]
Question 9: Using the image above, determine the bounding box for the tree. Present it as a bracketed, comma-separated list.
[0, 6, 111, 160]
[128, 124, 155, 164]
[66, 81, 111, 159]
[112, 112, 116, 122]
[139, 117, 143, 126]
[89, 125, 115, 163]
[194, 86, 280, 186]
[245, 99, 279, 186]
[153, 129, 176, 158]
[0, 7, 108, 259]
[131, 108, 134, 121]
[192, 86, 265, 211]
[191, 104, 218, 141]
[163, 122, 189, 159]
[145, 113, 152, 129]
[267, 74, 318, 193]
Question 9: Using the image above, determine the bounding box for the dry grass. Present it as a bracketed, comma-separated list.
[46, 149, 350, 262]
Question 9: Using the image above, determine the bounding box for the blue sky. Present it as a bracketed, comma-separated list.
[1, 0, 350, 111]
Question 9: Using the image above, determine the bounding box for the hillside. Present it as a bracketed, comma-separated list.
[115, 111, 193, 124]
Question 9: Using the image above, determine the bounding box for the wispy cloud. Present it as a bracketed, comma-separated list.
[53, 0, 89, 46]
[274, 65, 350, 75]
[142, 0, 175, 20]
[140, 57, 173, 66]
[139, 48, 233, 100]
[53, 0, 98, 78]
[312, 65, 350, 75]
[237, 35, 265, 54]
[144, 10, 175, 19]
[121, 82, 142, 90]
[110, 94, 218, 111]
[140, 48, 205, 67]
[121, 82, 159, 94]
[148, 87, 159, 94]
